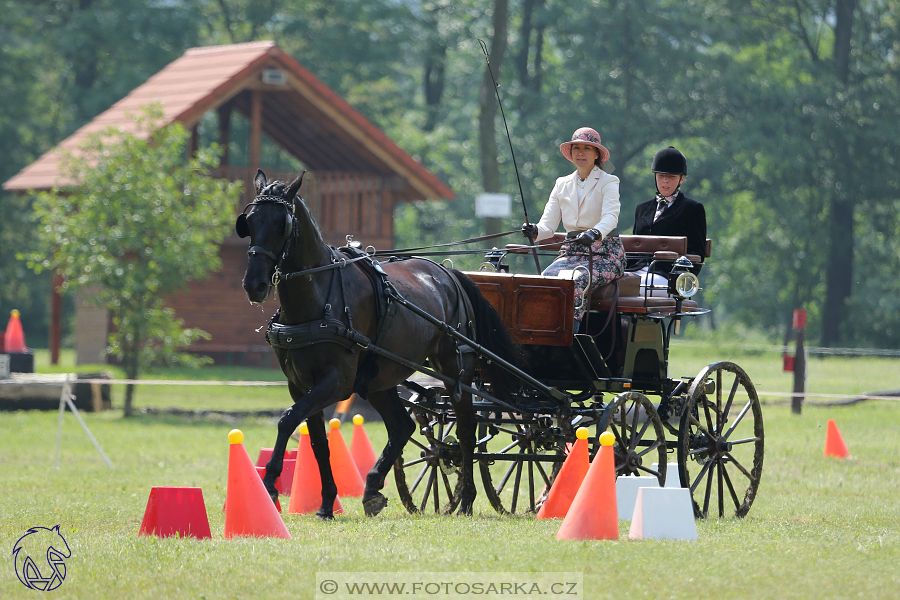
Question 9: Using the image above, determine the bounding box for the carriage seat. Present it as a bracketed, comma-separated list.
[592, 296, 699, 314]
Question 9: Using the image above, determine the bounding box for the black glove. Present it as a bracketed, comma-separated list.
[521, 223, 538, 239]
[574, 228, 601, 246]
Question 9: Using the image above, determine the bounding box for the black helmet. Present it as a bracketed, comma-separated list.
[651, 146, 687, 175]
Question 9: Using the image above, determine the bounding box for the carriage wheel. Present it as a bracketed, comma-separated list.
[598, 391, 668, 486]
[476, 414, 582, 515]
[677, 361, 764, 518]
[393, 404, 462, 515]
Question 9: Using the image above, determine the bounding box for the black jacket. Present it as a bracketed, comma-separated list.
[631, 191, 707, 272]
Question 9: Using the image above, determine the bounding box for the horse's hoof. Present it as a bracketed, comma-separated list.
[363, 493, 388, 517]
[316, 509, 335, 520]
[457, 502, 474, 516]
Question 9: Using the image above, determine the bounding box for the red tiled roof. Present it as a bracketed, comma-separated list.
[4, 41, 453, 201]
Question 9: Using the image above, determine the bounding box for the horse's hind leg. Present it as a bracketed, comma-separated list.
[452, 392, 478, 515]
[362, 387, 415, 517]
[307, 412, 339, 520]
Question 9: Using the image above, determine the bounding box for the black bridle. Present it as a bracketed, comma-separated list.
[236, 194, 368, 286]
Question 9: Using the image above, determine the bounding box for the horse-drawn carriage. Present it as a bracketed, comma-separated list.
[238, 171, 764, 521]
[393, 234, 764, 519]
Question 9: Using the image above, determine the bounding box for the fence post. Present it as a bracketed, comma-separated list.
[791, 309, 807, 414]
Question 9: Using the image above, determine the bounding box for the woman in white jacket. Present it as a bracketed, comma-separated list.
[521, 127, 626, 329]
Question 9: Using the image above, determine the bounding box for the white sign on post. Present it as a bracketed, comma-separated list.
[475, 193, 512, 218]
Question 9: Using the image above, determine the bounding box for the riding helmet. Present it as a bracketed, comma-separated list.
[651, 146, 687, 175]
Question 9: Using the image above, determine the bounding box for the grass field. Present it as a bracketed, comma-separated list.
[1, 345, 898, 599]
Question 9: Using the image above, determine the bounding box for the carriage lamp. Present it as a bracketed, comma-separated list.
[669, 256, 700, 299]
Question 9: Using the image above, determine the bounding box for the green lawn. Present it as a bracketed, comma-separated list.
[1, 349, 899, 599]
[31, 342, 900, 414]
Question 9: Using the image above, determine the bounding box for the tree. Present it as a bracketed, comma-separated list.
[28, 106, 241, 416]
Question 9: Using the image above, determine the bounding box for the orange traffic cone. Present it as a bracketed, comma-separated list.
[537, 427, 591, 519]
[556, 431, 619, 541]
[350, 414, 377, 481]
[224, 429, 290, 539]
[288, 422, 344, 515]
[332, 394, 355, 421]
[4, 309, 27, 353]
[328, 418, 365, 497]
[824, 419, 850, 459]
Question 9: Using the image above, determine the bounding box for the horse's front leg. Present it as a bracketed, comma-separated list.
[306, 412, 338, 519]
[453, 393, 478, 516]
[263, 380, 341, 508]
[362, 387, 416, 517]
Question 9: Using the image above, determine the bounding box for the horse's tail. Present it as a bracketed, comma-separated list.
[451, 269, 524, 402]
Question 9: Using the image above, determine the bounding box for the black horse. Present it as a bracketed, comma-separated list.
[237, 170, 520, 517]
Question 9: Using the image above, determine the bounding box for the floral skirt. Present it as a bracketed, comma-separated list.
[542, 236, 626, 321]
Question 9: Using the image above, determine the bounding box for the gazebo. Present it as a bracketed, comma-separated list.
[4, 41, 453, 365]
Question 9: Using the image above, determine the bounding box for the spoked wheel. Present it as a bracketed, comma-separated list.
[476, 414, 569, 515]
[677, 361, 764, 518]
[393, 403, 462, 514]
[598, 391, 668, 486]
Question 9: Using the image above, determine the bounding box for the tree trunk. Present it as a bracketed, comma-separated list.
[478, 0, 509, 195]
[821, 0, 856, 346]
[122, 321, 140, 417]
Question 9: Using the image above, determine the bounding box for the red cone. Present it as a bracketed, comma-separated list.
[139, 487, 211, 539]
[224, 429, 290, 539]
[4, 309, 26, 353]
[328, 418, 365, 497]
[556, 431, 619, 541]
[350, 414, 377, 481]
[537, 428, 590, 519]
[288, 422, 344, 515]
[824, 419, 850, 459]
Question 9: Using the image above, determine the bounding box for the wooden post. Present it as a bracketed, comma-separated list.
[217, 102, 232, 167]
[791, 309, 807, 415]
[249, 90, 262, 170]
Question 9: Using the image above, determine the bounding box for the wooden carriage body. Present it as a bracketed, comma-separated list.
[465, 234, 707, 391]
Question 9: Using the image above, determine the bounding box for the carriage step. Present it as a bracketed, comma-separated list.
[573, 334, 613, 379]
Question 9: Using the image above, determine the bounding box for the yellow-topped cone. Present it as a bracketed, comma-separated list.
[224, 429, 291, 539]
[328, 418, 365, 497]
[537, 427, 591, 519]
[350, 414, 378, 481]
[288, 421, 344, 515]
[556, 431, 619, 540]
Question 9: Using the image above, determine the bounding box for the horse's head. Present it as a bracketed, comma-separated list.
[237, 169, 305, 303]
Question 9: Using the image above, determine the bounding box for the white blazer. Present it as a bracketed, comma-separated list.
[533, 166, 620, 242]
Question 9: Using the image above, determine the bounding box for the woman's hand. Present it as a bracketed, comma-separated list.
[521, 223, 538, 239]
[574, 228, 601, 246]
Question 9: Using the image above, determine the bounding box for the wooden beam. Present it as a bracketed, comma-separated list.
[217, 102, 232, 166]
[249, 90, 262, 170]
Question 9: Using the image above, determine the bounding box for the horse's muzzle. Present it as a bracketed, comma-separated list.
[243, 277, 272, 303]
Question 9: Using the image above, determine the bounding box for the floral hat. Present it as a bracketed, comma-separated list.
[559, 127, 610, 165]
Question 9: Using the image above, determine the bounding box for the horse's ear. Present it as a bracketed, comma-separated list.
[254, 169, 267, 194]
[286, 171, 305, 202]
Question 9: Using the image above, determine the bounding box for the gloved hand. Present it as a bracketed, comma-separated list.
[521, 223, 538, 239]
[574, 228, 601, 246]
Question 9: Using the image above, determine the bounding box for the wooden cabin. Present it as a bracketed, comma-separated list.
[3, 41, 453, 366]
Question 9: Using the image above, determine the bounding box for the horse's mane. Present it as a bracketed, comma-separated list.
[260, 178, 323, 245]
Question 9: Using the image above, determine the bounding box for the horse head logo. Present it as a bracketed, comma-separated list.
[12, 525, 71, 591]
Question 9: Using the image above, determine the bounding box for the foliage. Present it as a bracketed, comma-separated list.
[27, 105, 241, 415]
[3, 0, 900, 347]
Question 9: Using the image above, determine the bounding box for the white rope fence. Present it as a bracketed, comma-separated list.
[674, 340, 900, 357]
[67, 377, 900, 403]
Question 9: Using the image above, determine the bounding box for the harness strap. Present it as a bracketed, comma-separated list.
[266, 319, 369, 352]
